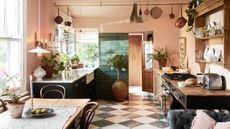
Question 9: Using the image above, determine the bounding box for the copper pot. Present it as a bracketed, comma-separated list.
[175, 7, 187, 28]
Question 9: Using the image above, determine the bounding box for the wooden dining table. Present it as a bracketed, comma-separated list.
[25, 98, 90, 129]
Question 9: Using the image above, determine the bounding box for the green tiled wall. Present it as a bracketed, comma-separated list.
[96, 33, 129, 99]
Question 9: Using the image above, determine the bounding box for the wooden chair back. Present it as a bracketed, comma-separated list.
[79, 102, 99, 129]
[40, 85, 66, 99]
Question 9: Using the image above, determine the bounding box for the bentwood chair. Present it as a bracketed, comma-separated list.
[0, 99, 7, 113]
[77, 102, 99, 129]
[40, 85, 66, 99]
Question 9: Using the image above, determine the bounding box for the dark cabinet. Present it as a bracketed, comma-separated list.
[32, 75, 96, 99]
[33, 82, 75, 98]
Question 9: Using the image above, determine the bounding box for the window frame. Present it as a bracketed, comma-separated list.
[0, 0, 25, 91]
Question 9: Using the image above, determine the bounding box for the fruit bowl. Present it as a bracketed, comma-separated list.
[25, 108, 54, 117]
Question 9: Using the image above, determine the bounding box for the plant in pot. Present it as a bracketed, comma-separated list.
[41, 53, 65, 78]
[71, 54, 80, 69]
[107, 54, 128, 102]
[1, 74, 25, 118]
[185, 0, 203, 32]
[152, 47, 169, 69]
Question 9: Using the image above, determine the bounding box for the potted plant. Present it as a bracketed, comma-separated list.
[152, 47, 169, 68]
[1, 74, 25, 118]
[71, 54, 80, 69]
[107, 54, 128, 102]
[41, 53, 65, 78]
[185, 0, 203, 32]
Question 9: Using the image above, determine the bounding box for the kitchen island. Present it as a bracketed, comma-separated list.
[162, 75, 230, 110]
[32, 68, 97, 100]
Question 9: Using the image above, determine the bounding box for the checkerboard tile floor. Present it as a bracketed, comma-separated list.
[90, 87, 169, 129]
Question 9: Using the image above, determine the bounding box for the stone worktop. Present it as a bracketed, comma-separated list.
[33, 67, 98, 83]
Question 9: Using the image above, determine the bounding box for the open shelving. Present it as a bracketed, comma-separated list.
[194, 0, 230, 72]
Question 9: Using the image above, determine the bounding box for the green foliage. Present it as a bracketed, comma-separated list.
[71, 54, 80, 62]
[60, 52, 69, 64]
[41, 54, 65, 75]
[185, 0, 203, 32]
[107, 54, 128, 70]
[76, 43, 99, 67]
[152, 48, 169, 61]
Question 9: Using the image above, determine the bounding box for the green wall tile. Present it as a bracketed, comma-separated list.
[96, 33, 129, 99]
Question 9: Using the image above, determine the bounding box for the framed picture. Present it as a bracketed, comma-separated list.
[179, 37, 186, 58]
[179, 37, 187, 68]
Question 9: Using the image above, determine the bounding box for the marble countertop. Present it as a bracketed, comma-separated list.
[33, 67, 98, 83]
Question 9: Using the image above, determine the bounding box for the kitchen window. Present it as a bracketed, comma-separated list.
[0, 0, 24, 91]
[75, 29, 99, 68]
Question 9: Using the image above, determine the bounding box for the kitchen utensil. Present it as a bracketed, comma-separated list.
[150, 7, 163, 19]
[55, 9, 63, 24]
[65, 8, 72, 27]
[144, 2, 150, 15]
[175, 7, 187, 28]
[130, 3, 138, 23]
[169, 6, 175, 19]
[138, 7, 144, 23]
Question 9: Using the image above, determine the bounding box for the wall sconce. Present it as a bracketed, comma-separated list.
[28, 32, 50, 56]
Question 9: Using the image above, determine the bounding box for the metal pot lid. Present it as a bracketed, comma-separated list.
[150, 7, 163, 19]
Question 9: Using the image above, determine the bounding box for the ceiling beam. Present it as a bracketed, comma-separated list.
[54, 1, 189, 7]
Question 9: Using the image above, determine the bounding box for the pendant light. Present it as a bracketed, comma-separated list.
[28, 0, 50, 56]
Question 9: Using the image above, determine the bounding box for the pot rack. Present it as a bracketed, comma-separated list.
[55, 2, 188, 7]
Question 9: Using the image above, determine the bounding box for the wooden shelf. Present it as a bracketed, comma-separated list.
[195, 0, 224, 17]
[196, 59, 224, 65]
[196, 34, 224, 40]
[194, 0, 230, 72]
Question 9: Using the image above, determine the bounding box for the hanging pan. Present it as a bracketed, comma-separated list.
[55, 9, 63, 24]
[175, 7, 187, 28]
[150, 6, 163, 19]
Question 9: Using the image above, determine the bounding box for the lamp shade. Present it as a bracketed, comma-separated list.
[28, 46, 50, 54]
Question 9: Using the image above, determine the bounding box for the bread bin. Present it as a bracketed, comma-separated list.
[203, 73, 225, 90]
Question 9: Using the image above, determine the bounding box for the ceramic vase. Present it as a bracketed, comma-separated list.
[7, 102, 25, 118]
[112, 80, 128, 102]
[33, 66, 46, 81]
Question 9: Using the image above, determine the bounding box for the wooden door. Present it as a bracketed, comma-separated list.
[142, 41, 153, 92]
[128, 35, 142, 86]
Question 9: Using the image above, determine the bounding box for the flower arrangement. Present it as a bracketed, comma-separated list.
[0, 73, 22, 103]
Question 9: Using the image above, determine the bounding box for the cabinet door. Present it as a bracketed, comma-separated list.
[87, 79, 96, 100]
[74, 76, 86, 98]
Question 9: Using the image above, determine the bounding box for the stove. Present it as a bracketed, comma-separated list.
[163, 73, 196, 80]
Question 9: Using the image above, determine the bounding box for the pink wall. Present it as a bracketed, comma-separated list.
[26, 0, 40, 90]
[26, 0, 56, 90]
[73, 6, 182, 66]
